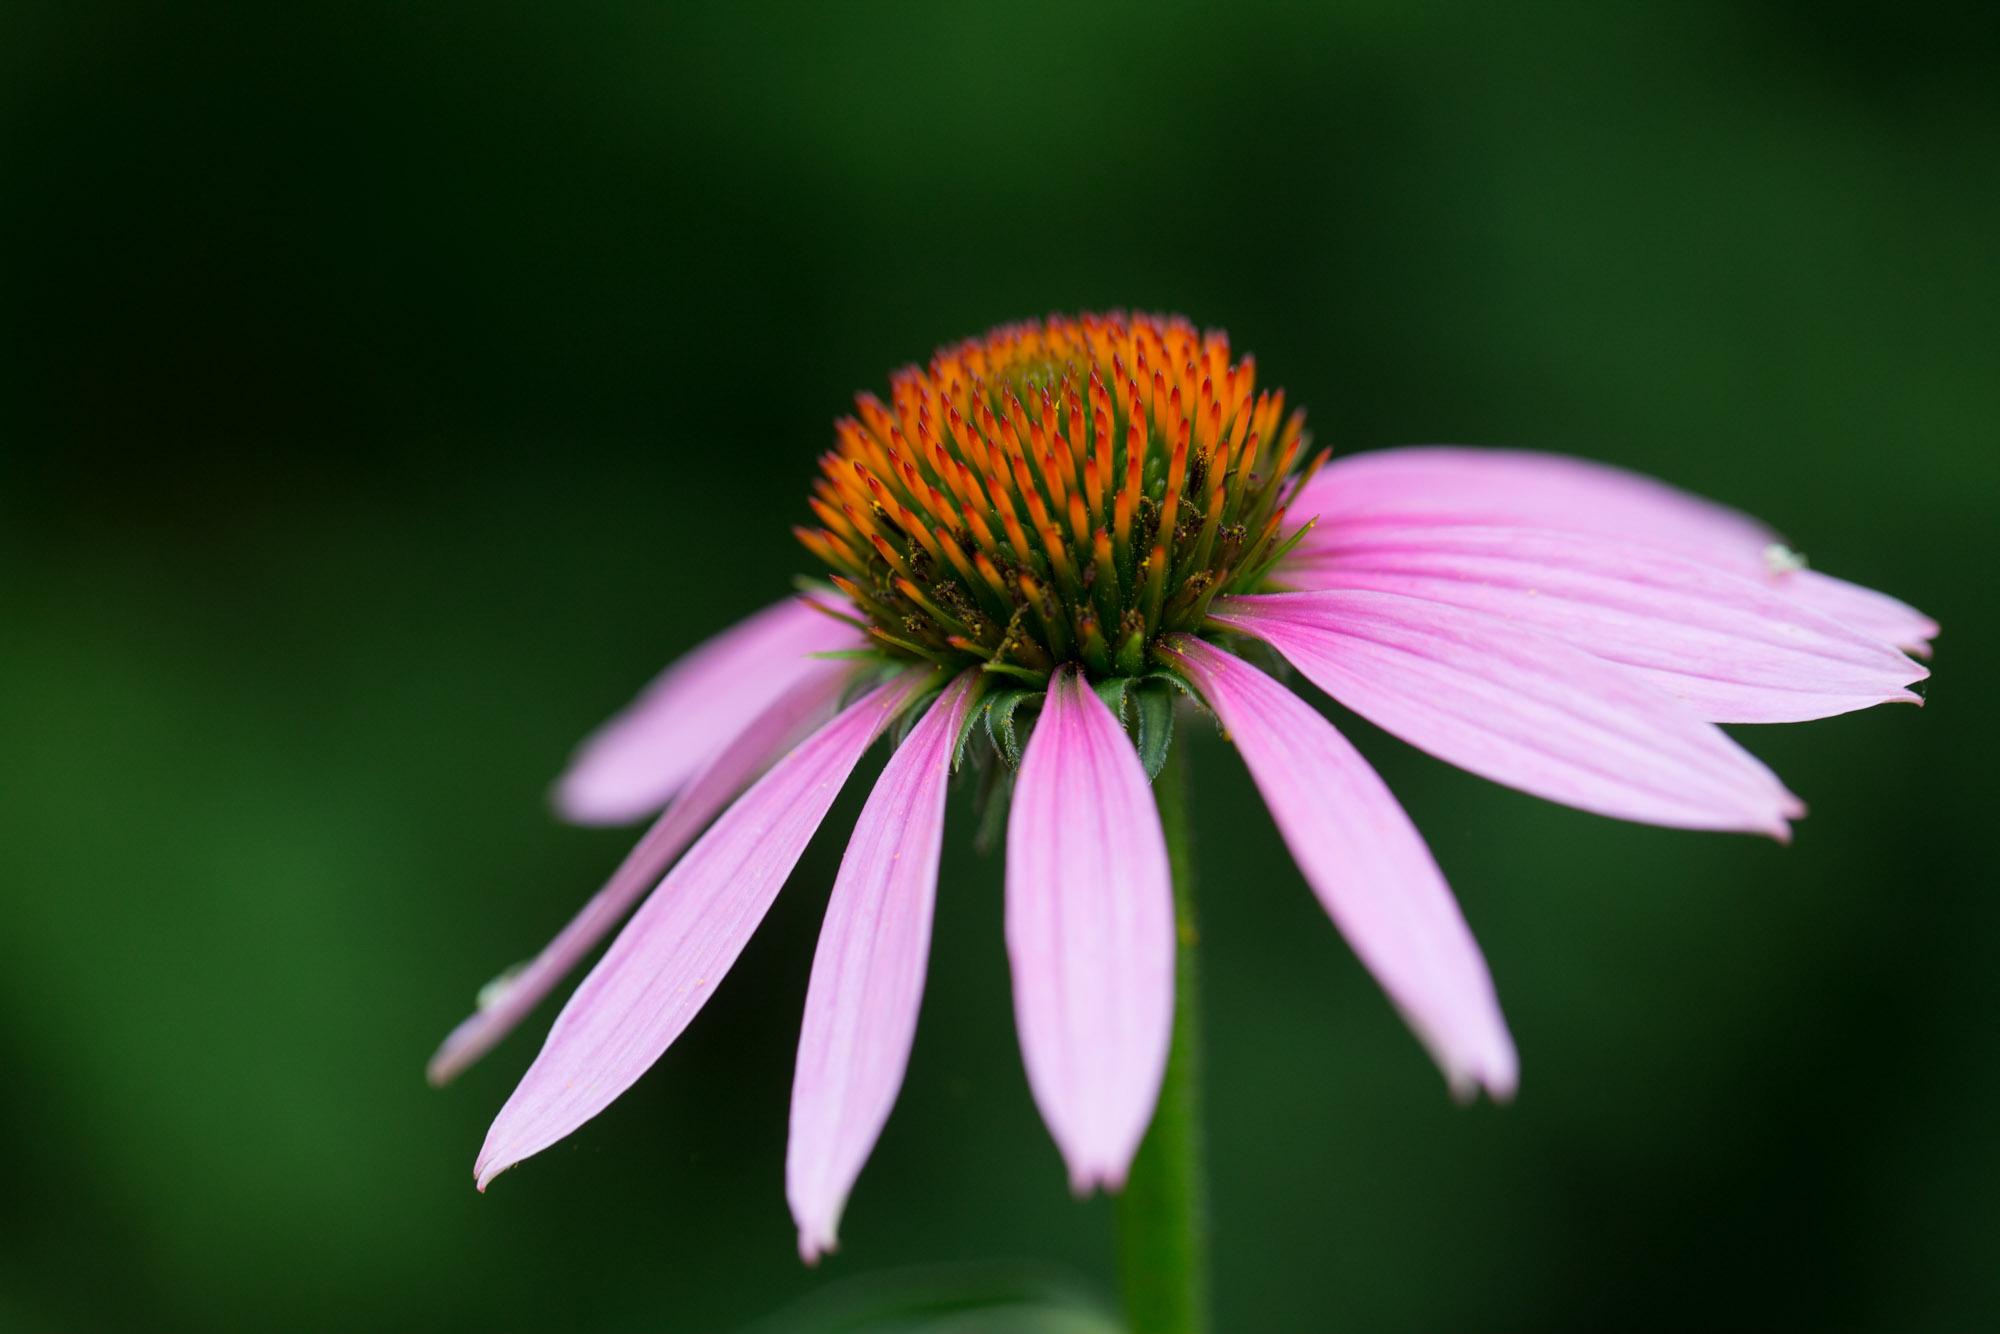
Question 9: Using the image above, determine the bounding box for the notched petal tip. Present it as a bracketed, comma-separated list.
[1066, 1160, 1128, 1198]
[474, 1143, 523, 1192]
[1404, 998, 1518, 1107]
[1459, 1030, 1520, 1105]
[1479, 1043, 1521, 1105]
[1449, 1067, 1519, 1107]
[1757, 803, 1798, 844]
[797, 1228, 837, 1267]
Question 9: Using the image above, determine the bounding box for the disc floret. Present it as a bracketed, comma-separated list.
[795, 311, 1322, 684]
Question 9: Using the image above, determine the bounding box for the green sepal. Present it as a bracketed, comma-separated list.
[1131, 678, 1178, 782]
[984, 689, 1041, 769]
[1137, 664, 1199, 701]
[972, 755, 1014, 856]
[808, 648, 893, 661]
[950, 675, 1000, 772]
[1091, 675, 1131, 726]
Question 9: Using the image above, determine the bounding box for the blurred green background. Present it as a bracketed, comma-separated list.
[3, 2, 1995, 1329]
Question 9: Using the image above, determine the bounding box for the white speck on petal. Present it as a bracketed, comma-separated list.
[1764, 542, 1809, 574]
[477, 962, 529, 1012]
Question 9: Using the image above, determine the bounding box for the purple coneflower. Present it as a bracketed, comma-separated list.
[431, 312, 1933, 1281]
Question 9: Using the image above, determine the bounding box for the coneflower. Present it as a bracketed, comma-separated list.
[431, 312, 1933, 1327]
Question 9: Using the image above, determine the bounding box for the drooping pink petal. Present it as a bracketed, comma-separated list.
[1285, 446, 1937, 654]
[429, 662, 854, 1087]
[787, 671, 979, 1263]
[1163, 636, 1517, 1100]
[553, 595, 863, 825]
[475, 668, 929, 1189]
[1281, 525, 1926, 723]
[1211, 590, 1802, 838]
[1005, 664, 1175, 1195]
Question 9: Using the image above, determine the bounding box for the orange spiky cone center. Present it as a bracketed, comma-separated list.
[795, 310, 1320, 685]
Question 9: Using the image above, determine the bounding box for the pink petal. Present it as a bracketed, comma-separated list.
[1287, 446, 1937, 653]
[1163, 636, 1517, 1099]
[1781, 570, 1940, 660]
[1211, 591, 1802, 838]
[1281, 525, 1926, 723]
[787, 671, 979, 1263]
[429, 662, 854, 1087]
[1289, 446, 1775, 563]
[475, 668, 929, 1189]
[554, 595, 863, 825]
[1005, 664, 1175, 1194]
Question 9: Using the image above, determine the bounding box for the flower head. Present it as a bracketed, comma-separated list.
[794, 311, 1315, 683]
[432, 311, 1935, 1264]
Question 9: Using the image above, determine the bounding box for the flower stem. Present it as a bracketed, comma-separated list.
[1117, 740, 1210, 1333]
